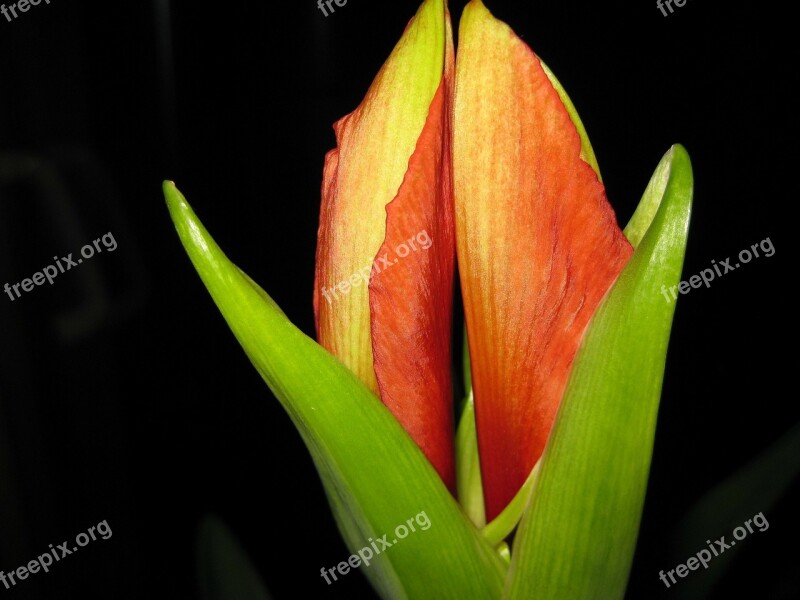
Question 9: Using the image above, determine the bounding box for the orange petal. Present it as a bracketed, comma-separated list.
[453, 0, 634, 520]
[370, 12, 456, 491]
[314, 0, 456, 487]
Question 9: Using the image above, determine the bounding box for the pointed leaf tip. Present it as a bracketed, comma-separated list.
[164, 184, 507, 600]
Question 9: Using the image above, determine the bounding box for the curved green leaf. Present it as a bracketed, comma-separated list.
[462, 323, 472, 396]
[456, 390, 486, 528]
[540, 60, 602, 181]
[481, 465, 537, 548]
[197, 515, 272, 600]
[506, 145, 693, 599]
[672, 420, 800, 599]
[623, 146, 674, 247]
[164, 182, 507, 600]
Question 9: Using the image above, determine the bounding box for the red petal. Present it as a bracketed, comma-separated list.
[454, 0, 634, 519]
[370, 15, 456, 491]
[314, 1, 449, 394]
[314, 0, 456, 489]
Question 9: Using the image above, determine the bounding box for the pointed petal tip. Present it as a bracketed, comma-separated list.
[315, 0, 455, 481]
[454, 0, 634, 519]
[462, 0, 490, 24]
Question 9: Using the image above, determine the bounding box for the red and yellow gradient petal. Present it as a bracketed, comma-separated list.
[314, 0, 456, 488]
[371, 15, 455, 491]
[453, 0, 634, 519]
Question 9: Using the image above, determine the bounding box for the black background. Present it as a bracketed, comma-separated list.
[0, 1, 796, 598]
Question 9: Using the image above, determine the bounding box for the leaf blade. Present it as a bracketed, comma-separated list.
[506, 145, 693, 599]
[164, 182, 507, 600]
[197, 515, 273, 600]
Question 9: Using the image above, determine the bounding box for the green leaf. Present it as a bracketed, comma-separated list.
[456, 390, 485, 528]
[623, 145, 674, 247]
[540, 60, 602, 181]
[197, 515, 272, 600]
[462, 323, 473, 396]
[456, 322, 486, 528]
[671, 421, 800, 599]
[164, 182, 507, 600]
[481, 465, 537, 548]
[457, 326, 536, 546]
[506, 145, 693, 599]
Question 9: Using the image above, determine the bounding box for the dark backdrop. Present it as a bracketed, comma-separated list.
[0, 1, 796, 598]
